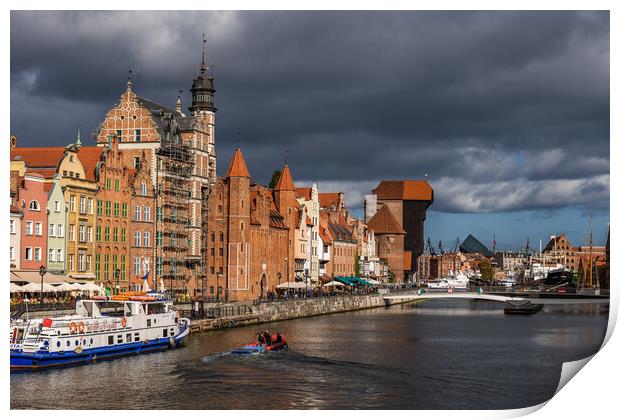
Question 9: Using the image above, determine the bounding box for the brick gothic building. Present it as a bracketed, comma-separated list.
[95, 48, 217, 295]
[202, 147, 300, 302]
[367, 180, 433, 278]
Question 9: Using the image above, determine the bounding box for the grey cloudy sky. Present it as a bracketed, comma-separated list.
[10, 11, 610, 247]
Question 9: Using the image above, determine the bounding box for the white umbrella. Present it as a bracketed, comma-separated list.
[53, 282, 79, 292]
[322, 281, 344, 287]
[10, 283, 21, 293]
[276, 282, 307, 289]
[21, 282, 57, 293]
[366, 279, 382, 285]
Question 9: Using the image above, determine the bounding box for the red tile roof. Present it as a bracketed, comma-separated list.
[373, 180, 433, 201]
[226, 147, 251, 178]
[319, 192, 340, 208]
[275, 164, 295, 191]
[77, 147, 104, 182]
[367, 205, 405, 234]
[295, 187, 312, 200]
[11, 147, 65, 170]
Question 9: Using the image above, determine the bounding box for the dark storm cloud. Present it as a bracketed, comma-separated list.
[10, 11, 609, 213]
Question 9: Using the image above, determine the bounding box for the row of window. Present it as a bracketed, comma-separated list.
[94, 254, 126, 281]
[96, 226, 127, 243]
[48, 223, 65, 237]
[68, 195, 94, 215]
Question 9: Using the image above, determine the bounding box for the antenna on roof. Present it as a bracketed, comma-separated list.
[235, 129, 241, 149]
[285, 149, 289, 166]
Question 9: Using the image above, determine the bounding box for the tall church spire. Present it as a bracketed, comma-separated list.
[226, 146, 250, 178]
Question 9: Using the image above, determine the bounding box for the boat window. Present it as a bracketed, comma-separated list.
[57, 341, 61, 347]
[163, 329, 168, 337]
[147, 319, 151, 327]
[134, 333, 140, 342]
[117, 335, 123, 344]
[66, 340, 70, 346]
[108, 336, 114, 345]
[126, 333, 131, 342]
[90, 338, 93, 345]
[169, 328, 174, 336]
[75, 340, 79, 346]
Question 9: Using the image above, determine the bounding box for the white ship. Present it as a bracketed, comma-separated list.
[10, 292, 190, 370]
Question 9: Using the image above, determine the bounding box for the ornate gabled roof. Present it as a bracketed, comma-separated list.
[226, 147, 250, 178]
[275, 164, 295, 191]
[367, 205, 405, 235]
[296, 187, 312, 200]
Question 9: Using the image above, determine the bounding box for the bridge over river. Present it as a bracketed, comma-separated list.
[383, 291, 610, 306]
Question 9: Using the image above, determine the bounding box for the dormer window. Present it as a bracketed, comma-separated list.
[29, 200, 40, 211]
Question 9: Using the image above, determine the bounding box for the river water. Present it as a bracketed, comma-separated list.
[11, 300, 608, 410]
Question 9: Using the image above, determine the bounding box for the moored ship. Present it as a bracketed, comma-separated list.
[10, 292, 190, 370]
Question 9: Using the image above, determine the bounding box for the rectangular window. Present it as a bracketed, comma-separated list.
[114, 202, 119, 217]
[156, 257, 162, 277]
[69, 254, 74, 271]
[54, 200, 60, 212]
[144, 207, 151, 222]
[49, 223, 55, 237]
[133, 157, 140, 170]
[111, 227, 117, 242]
[127, 333, 132, 342]
[95, 254, 100, 279]
[116, 129, 122, 141]
[135, 129, 141, 142]
[135, 206, 141, 221]
[86, 255, 92, 271]
[10, 220, 15, 234]
[34, 247, 42, 261]
[104, 255, 109, 278]
[80, 196, 86, 214]
[25, 221, 33, 235]
[156, 207, 163, 221]
[87, 198, 93, 214]
[122, 203, 128, 218]
[156, 231, 163, 246]
[104, 227, 110, 242]
[35, 222, 42, 236]
[140, 183, 147, 196]
[69, 224, 75, 241]
[121, 255, 126, 280]
[48, 248, 55, 262]
[143, 231, 150, 247]
[96, 226, 102, 241]
[69, 195, 75, 212]
[134, 256, 140, 276]
[97, 200, 103, 215]
[78, 253, 85, 271]
[121, 228, 126, 242]
[163, 329, 168, 338]
[10, 246, 15, 261]
[57, 224, 64, 237]
[57, 249, 64, 262]
[112, 254, 118, 272]
[114, 179, 119, 191]
[108, 336, 114, 345]
[25, 247, 32, 260]
[105, 201, 111, 216]
[134, 333, 140, 342]
[87, 226, 92, 242]
[79, 225, 86, 242]
[134, 231, 141, 247]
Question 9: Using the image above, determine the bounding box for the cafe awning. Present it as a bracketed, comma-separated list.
[334, 276, 354, 285]
[276, 282, 307, 289]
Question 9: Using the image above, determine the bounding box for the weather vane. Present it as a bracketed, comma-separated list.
[236, 129, 241, 149]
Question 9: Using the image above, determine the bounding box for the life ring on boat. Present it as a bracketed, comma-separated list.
[69, 322, 77, 334]
[121, 317, 127, 328]
[77, 322, 85, 334]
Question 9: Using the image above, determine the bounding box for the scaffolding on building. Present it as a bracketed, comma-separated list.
[155, 141, 194, 299]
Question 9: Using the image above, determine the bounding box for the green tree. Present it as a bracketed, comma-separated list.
[479, 260, 494, 282]
[269, 170, 281, 189]
[354, 255, 361, 277]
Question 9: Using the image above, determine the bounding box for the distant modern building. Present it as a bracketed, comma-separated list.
[459, 234, 493, 257]
[368, 180, 433, 277]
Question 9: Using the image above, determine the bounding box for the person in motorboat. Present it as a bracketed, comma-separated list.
[256, 332, 265, 345]
[263, 331, 272, 346]
[274, 333, 283, 344]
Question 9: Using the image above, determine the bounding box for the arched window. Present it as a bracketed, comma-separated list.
[29, 200, 40, 211]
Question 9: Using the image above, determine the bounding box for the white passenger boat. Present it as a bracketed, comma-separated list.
[10, 292, 190, 370]
[427, 272, 470, 291]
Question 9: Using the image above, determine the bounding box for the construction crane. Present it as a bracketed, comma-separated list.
[451, 237, 460, 253]
[426, 237, 436, 255]
[438, 240, 444, 255]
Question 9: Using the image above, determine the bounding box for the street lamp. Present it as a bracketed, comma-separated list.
[39, 265, 46, 309]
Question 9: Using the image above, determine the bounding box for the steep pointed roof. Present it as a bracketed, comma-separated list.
[367, 205, 405, 235]
[275, 164, 295, 191]
[459, 234, 493, 257]
[226, 147, 250, 178]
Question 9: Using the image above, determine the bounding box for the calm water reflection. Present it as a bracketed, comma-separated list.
[11, 300, 608, 410]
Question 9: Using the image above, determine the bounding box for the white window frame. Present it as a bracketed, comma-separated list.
[10, 246, 15, 261]
[134, 231, 141, 247]
[134, 256, 140, 276]
[49, 223, 55, 237]
[56, 224, 64, 237]
[25, 247, 33, 260]
[143, 231, 150, 247]
[35, 222, 42, 236]
[79, 225, 86, 242]
[79, 196, 86, 214]
[144, 207, 151, 222]
[57, 249, 64, 262]
[25, 221, 33, 235]
[48, 248, 55, 262]
[10, 219, 15, 234]
[69, 224, 75, 241]
[69, 195, 75, 212]
[135, 206, 141, 221]
[87, 226, 93, 242]
[34, 247, 41, 262]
